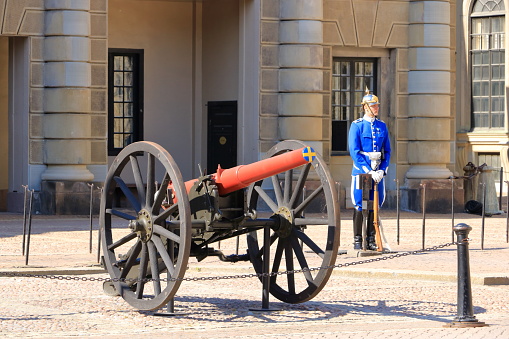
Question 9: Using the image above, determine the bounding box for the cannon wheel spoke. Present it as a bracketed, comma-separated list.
[100, 141, 191, 311]
[270, 238, 285, 284]
[114, 176, 141, 212]
[291, 235, 313, 286]
[152, 235, 176, 277]
[254, 186, 279, 213]
[284, 239, 296, 294]
[135, 242, 149, 299]
[294, 229, 325, 259]
[130, 155, 146, 208]
[247, 140, 340, 304]
[148, 241, 162, 296]
[289, 164, 311, 209]
[283, 169, 293, 204]
[271, 175, 283, 206]
[119, 240, 142, 280]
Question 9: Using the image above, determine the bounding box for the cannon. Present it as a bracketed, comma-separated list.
[99, 140, 340, 310]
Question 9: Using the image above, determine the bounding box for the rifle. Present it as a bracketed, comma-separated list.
[373, 183, 383, 252]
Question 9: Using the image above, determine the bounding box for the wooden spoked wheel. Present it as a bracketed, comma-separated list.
[100, 141, 191, 311]
[247, 140, 340, 304]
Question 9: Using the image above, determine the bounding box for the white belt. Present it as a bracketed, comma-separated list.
[360, 151, 381, 160]
[360, 151, 381, 170]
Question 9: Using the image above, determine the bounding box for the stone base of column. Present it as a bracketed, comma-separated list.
[39, 181, 102, 215]
[392, 179, 465, 213]
[6, 181, 102, 215]
[41, 165, 94, 181]
[405, 165, 453, 179]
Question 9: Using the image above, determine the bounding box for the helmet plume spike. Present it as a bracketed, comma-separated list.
[361, 88, 380, 106]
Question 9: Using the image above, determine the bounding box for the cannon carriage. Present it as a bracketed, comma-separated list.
[99, 140, 340, 310]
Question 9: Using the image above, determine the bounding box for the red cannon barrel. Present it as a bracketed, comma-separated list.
[184, 146, 316, 196]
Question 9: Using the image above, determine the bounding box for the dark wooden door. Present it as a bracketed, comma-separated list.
[207, 101, 237, 173]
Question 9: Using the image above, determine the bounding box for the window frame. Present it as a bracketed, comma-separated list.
[331, 57, 378, 155]
[108, 49, 144, 156]
[469, 0, 505, 130]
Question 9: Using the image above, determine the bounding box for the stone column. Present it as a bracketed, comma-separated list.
[258, 0, 325, 195]
[41, 0, 94, 181]
[406, 0, 453, 179]
[277, 0, 326, 156]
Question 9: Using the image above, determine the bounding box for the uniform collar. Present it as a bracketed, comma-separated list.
[362, 114, 376, 123]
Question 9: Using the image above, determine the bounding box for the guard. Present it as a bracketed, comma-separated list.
[349, 90, 391, 250]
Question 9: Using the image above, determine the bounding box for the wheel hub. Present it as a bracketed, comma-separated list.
[274, 206, 293, 238]
[129, 209, 154, 242]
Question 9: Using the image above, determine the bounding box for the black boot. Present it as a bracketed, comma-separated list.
[353, 209, 363, 250]
[366, 210, 377, 251]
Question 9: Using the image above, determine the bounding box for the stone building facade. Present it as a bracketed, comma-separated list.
[0, 0, 506, 213]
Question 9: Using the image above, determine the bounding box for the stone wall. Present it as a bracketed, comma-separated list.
[0, 0, 44, 36]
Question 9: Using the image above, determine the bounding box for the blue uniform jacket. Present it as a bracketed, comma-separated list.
[348, 116, 391, 176]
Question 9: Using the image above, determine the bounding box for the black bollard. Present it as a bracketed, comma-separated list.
[445, 223, 488, 328]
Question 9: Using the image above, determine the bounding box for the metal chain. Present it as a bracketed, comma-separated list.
[0, 242, 456, 283]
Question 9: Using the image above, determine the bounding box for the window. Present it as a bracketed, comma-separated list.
[108, 49, 144, 155]
[331, 58, 377, 153]
[478, 152, 501, 168]
[470, 0, 505, 129]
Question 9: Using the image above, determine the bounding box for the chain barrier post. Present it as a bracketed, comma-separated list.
[21, 185, 28, 256]
[25, 189, 35, 266]
[499, 167, 503, 211]
[421, 183, 426, 250]
[481, 182, 486, 250]
[394, 179, 400, 245]
[445, 223, 488, 328]
[97, 187, 103, 263]
[336, 182, 341, 247]
[506, 181, 509, 243]
[450, 177, 455, 243]
[88, 183, 94, 253]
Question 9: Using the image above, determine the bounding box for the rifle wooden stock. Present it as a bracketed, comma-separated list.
[373, 183, 383, 252]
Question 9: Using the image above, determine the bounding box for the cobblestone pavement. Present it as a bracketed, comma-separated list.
[0, 211, 508, 338]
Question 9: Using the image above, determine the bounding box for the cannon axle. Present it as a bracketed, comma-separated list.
[129, 210, 154, 242]
[272, 206, 294, 238]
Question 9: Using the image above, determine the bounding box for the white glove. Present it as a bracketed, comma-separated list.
[369, 170, 383, 183]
